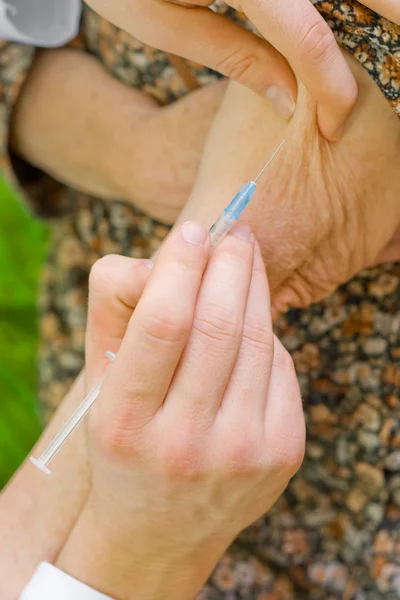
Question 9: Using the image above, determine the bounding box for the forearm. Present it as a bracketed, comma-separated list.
[10, 47, 157, 198]
[0, 371, 90, 598]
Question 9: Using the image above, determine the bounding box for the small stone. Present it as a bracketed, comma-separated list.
[343, 524, 371, 560]
[291, 478, 315, 502]
[355, 462, 384, 491]
[346, 489, 368, 513]
[282, 530, 310, 561]
[365, 503, 385, 527]
[293, 344, 320, 373]
[309, 404, 338, 424]
[386, 395, 400, 410]
[357, 430, 380, 451]
[369, 274, 398, 298]
[336, 439, 357, 465]
[371, 555, 386, 579]
[374, 530, 395, 555]
[309, 308, 346, 336]
[383, 364, 400, 386]
[393, 489, 400, 507]
[306, 442, 324, 459]
[354, 404, 381, 432]
[281, 334, 300, 352]
[362, 337, 388, 356]
[390, 347, 400, 360]
[376, 563, 400, 594]
[393, 573, 400, 596]
[308, 562, 348, 594]
[384, 451, 400, 471]
[347, 281, 364, 296]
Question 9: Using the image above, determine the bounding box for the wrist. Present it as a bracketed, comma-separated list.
[57, 502, 229, 600]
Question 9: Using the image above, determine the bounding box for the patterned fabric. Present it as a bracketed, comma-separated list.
[0, 1, 399, 598]
[314, 0, 400, 116]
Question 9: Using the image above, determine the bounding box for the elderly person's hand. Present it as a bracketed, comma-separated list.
[179, 53, 400, 314]
[11, 47, 226, 224]
[56, 222, 305, 600]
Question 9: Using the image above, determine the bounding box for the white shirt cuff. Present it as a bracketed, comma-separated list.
[20, 562, 114, 600]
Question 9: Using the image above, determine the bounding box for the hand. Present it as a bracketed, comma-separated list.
[57, 222, 305, 600]
[181, 53, 400, 316]
[11, 48, 226, 224]
[86, 0, 360, 140]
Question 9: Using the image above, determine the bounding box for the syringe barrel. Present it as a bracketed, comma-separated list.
[209, 213, 236, 251]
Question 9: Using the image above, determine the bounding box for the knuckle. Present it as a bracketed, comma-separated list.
[162, 429, 204, 480]
[242, 317, 274, 353]
[297, 19, 336, 64]
[269, 430, 305, 477]
[140, 309, 192, 346]
[215, 46, 260, 85]
[223, 437, 259, 475]
[193, 303, 240, 344]
[89, 410, 142, 463]
[89, 255, 119, 292]
[273, 338, 296, 374]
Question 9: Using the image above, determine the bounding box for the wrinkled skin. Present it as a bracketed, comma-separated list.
[183, 53, 400, 314]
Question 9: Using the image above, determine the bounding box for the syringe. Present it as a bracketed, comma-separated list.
[209, 139, 285, 249]
[30, 139, 285, 474]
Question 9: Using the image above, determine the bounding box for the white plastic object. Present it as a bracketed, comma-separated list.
[20, 562, 114, 600]
[0, 0, 82, 47]
[30, 351, 116, 475]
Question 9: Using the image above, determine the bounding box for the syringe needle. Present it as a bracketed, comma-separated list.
[254, 140, 286, 183]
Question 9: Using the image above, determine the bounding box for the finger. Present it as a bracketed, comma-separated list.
[100, 222, 209, 425]
[222, 242, 274, 422]
[360, 1, 400, 24]
[86, 255, 153, 385]
[241, 0, 358, 139]
[166, 223, 254, 420]
[95, 0, 297, 119]
[263, 337, 305, 472]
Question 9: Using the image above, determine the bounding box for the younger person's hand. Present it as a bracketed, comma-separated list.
[58, 222, 305, 600]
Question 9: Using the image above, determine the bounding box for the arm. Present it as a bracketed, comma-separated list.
[179, 52, 400, 311]
[10, 46, 226, 224]
[0, 372, 90, 598]
[0, 258, 152, 599]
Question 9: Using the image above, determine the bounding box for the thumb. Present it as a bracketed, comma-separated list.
[85, 255, 153, 386]
[88, 0, 297, 120]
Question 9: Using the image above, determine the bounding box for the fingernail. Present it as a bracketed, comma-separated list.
[181, 221, 208, 246]
[144, 259, 154, 270]
[231, 222, 252, 241]
[265, 86, 295, 120]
